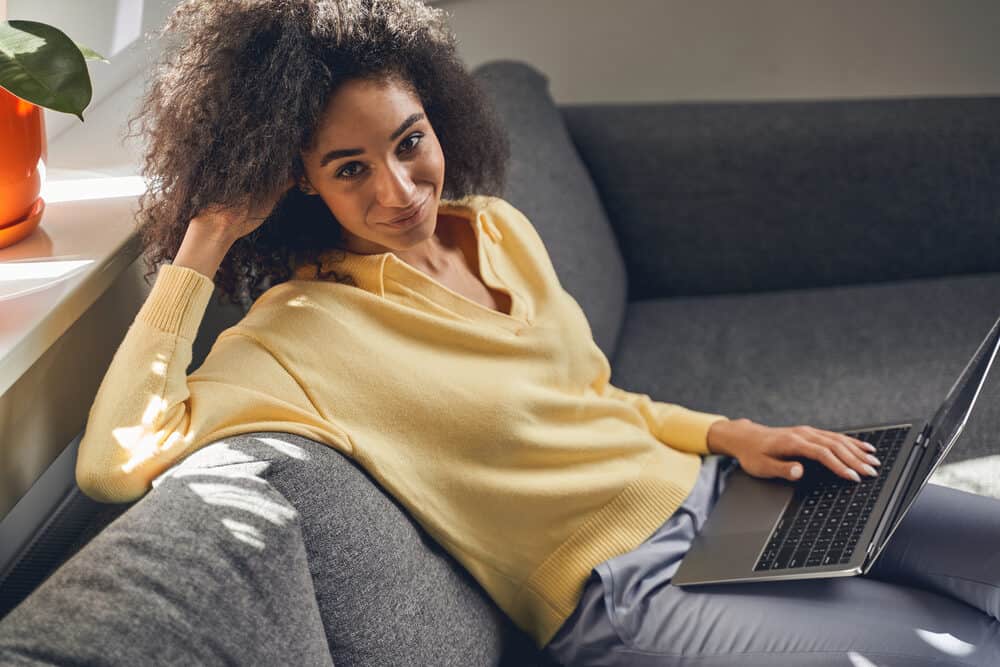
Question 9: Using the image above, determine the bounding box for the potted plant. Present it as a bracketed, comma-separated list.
[0, 13, 107, 248]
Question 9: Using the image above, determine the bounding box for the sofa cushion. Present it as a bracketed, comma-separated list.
[608, 272, 1000, 464]
[472, 59, 628, 360]
[561, 96, 1000, 301]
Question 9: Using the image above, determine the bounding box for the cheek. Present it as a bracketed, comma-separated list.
[316, 191, 361, 224]
[426, 142, 446, 178]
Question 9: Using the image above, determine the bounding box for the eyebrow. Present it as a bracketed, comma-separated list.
[318, 112, 425, 169]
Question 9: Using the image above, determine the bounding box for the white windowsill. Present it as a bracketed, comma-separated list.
[0, 167, 145, 398]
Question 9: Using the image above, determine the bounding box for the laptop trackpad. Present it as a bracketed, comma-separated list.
[703, 468, 794, 536]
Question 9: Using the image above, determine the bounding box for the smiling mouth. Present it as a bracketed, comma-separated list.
[381, 196, 429, 227]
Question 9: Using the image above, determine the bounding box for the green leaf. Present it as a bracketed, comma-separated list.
[0, 20, 93, 121]
[76, 43, 109, 64]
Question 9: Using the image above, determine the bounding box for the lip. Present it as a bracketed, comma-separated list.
[380, 197, 429, 228]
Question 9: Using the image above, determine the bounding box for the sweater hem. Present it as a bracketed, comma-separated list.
[514, 451, 704, 649]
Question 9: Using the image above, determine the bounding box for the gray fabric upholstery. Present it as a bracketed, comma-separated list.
[0, 436, 334, 666]
[560, 96, 1000, 300]
[609, 272, 1000, 464]
[237, 433, 517, 666]
[2, 59, 999, 666]
[0, 433, 539, 666]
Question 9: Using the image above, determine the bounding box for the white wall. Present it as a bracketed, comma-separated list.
[443, 0, 1000, 103]
[7, 0, 174, 155]
[5, 0, 171, 173]
[7, 0, 1000, 171]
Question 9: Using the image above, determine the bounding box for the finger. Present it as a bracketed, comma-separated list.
[763, 435, 808, 481]
[855, 437, 878, 453]
[783, 435, 865, 483]
[803, 427, 880, 468]
[801, 426, 872, 451]
[757, 453, 805, 482]
[842, 432, 878, 454]
[809, 432, 879, 479]
[776, 436, 861, 482]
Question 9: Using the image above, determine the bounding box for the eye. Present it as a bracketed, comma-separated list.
[336, 162, 364, 180]
[336, 132, 424, 180]
[399, 132, 422, 153]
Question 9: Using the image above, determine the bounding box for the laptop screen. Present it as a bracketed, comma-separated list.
[923, 313, 1000, 459]
[872, 313, 1000, 560]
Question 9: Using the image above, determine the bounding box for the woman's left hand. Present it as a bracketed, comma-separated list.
[706, 418, 882, 483]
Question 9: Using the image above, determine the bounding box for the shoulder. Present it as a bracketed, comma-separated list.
[442, 194, 540, 245]
[235, 279, 347, 333]
[441, 193, 526, 220]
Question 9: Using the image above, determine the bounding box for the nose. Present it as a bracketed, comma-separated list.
[374, 156, 418, 208]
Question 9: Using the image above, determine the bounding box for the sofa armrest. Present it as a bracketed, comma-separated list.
[0, 439, 334, 666]
[562, 96, 1000, 299]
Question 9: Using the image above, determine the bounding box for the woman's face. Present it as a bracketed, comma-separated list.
[298, 76, 446, 256]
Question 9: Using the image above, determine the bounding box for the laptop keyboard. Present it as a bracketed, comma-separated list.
[753, 425, 909, 572]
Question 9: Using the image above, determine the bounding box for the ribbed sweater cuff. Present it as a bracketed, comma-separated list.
[659, 408, 729, 455]
[136, 264, 217, 340]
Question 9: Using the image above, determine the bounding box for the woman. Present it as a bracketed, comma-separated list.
[78, 0, 1000, 664]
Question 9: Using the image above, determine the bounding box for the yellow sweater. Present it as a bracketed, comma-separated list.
[76, 193, 728, 649]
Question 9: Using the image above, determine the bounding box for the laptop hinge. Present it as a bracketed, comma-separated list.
[914, 421, 932, 446]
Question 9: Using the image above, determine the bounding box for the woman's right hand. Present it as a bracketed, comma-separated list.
[174, 177, 297, 279]
[189, 176, 297, 245]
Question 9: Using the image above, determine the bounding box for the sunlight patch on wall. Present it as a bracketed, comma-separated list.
[109, 0, 143, 57]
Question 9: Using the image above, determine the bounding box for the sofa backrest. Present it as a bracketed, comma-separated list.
[472, 60, 629, 361]
[559, 94, 1000, 300]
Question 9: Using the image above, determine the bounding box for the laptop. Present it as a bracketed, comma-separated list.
[672, 312, 1000, 586]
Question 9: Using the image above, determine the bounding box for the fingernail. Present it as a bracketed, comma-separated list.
[866, 454, 881, 466]
[862, 464, 878, 477]
[791, 465, 803, 478]
[863, 442, 877, 452]
[848, 469, 861, 482]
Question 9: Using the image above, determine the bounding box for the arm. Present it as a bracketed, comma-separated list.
[598, 381, 729, 455]
[706, 417, 748, 457]
[75, 218, 320, 502]
[75, 262, 322, 503]
[74, 260, 208, 502]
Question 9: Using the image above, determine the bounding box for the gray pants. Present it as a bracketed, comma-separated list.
[544, 455, 1000, 666]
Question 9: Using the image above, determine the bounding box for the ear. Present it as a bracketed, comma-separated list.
[298, 175, 317, 195]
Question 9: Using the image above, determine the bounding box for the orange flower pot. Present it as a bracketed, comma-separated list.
[0, 85, 48, 248]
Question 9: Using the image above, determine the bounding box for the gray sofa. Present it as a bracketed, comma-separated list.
[1, 59, 999, 666]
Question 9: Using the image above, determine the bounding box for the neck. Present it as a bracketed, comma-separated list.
[397, 232, 457, 276]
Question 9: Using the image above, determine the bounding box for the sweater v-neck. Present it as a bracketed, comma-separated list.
[305, 197, 531, 333]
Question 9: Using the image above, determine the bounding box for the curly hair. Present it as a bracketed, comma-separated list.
[124, 0, 510, 311]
